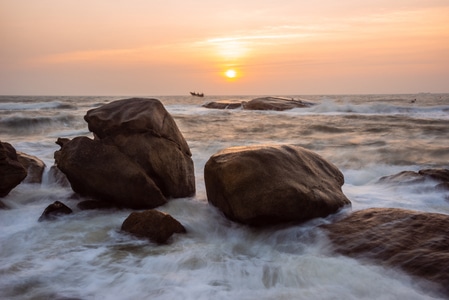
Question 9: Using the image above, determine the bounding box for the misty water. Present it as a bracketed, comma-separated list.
[1, 94, 448, 299]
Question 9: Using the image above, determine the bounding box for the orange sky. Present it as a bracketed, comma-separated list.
[1, 0, 448, 95]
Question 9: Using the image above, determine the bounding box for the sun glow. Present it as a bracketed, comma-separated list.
[225, 69, 237, 78]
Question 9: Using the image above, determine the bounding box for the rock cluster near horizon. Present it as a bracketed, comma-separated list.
[202, 96, 315, 111]
[54, 98, 195, 209]
[204, 144, 351, 225]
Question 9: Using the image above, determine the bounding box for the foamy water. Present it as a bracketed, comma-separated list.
[1, 94, 448, 299]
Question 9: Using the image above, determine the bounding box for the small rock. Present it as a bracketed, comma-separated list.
[121, 210, 186, 244]
[38, 201, 73, 222]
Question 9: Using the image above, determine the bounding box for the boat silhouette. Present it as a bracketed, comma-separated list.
[190, 92, 204, 97]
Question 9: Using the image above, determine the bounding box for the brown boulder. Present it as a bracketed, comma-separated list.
[204, 144, 351, 226]
[0, 141, 27, 197]
[54, 98, 195, 208]
[102, 133, 195, 198]
[84, 98, 191, 156]
[17, 152, 46, 184]
[322, 208, 449, 296]
[121, 209, 186, 244]
[243, 97, 314, 111]
[55, 136, 167, 209]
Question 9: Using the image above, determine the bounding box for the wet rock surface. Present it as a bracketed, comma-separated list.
[322, 207, 449, 297]
[205, 144, 351, 226]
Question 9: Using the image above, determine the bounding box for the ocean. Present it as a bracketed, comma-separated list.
[1, 94, 448, 299]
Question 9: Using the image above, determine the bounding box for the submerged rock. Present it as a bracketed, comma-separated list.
[38, 201, 73, 221]
[121, 210, 186, 244]
[0, 141, 27, 197]
[378, 168, 449, 185]
[54, 98, 195, 209]
[204, 144, 351, 226]
[0, 199, 7, 209]
[322, 208, 449, 297]
[202, 100, 243, 109]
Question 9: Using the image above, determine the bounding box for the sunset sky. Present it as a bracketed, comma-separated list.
[1, 0, 448, 95]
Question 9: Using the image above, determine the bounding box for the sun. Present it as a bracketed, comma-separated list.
[225, 69, 237, 78]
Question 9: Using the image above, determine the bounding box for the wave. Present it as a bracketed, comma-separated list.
[296, 101, 449, 119]
[0, 101, 77, 111]
[0, 114, 77, 134]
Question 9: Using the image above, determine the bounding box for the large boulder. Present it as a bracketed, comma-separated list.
[322, 208, 449, 296]
[55, 136, 166, 209]
[55, 98, 195, 209]
[84, 98, 191, 156]
[0, 141, 27, 197]
[17, 152, 46, 184]
[121, 209, 186, 244]
[242, 97, 314, 111]
[204, 144, 351, 226]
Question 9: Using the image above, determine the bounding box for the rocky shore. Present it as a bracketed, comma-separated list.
[1, 97, 449, 296]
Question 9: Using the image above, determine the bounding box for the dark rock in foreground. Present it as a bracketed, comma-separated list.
[55, 136, 167, 209]
[204, 144, 351, 226]
[38, 201, 73, 222]
[121, 210, 186, 244]
[0, 141, 27, 197]
[322, 208, 449, 297]
[55, 98, 195, 209]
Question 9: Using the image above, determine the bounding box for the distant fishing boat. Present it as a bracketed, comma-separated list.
[190, 92, 204, 97]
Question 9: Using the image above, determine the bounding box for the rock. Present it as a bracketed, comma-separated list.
[54, 98, 195, 209]
[102, 133, 195, 198]
[202, 100, 243, 109]
[418, 168, 449, 183]
[202, 97, 315, 111]
[204, 144, 351, 226]
[84, 98, 191, 156]
[16, 152, 46, 184]
[47, 165, 70, 187]
[242, 97, 314, 111]
[322, 208, 449, 297]
[379, 168, 449, 185]
[55, 136, 167, 209]
[121, 210, 186, 244]
[38, 201, 73, 221]
[0, 141, 27, 197]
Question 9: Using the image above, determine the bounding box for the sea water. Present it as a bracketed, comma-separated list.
[0, 94, 448, 299]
